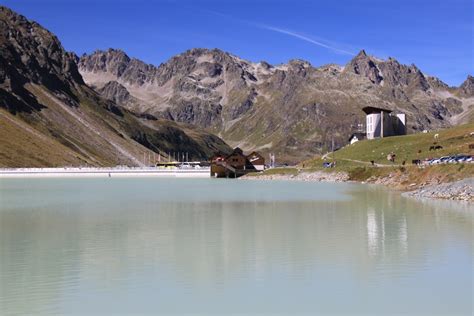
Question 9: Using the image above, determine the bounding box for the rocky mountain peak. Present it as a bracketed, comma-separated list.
[79, 49, 157, 87]
[345, 49, 383, 84]
[426, 75, 450, 90]
[0, 5, 83, 87]
[355, 49, 368, 58]
[458, 75, 474, 97]
[288, 59, 312, 67]
[97, 80, 132, 105]
[259, 61, 273, 70]
[183, 47, 224, 56]
[174, 47, 236, 64]
[79, 49, 131, 75]
[0, 5, 84, 112]
[379, 58, 429, 92]
[344, 50, 431, 92]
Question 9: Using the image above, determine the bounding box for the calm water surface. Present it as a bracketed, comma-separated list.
[0, 178, 472, 315]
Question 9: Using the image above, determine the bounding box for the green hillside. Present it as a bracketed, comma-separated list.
[325, 123, 474, 165]
[302, 123, 474, 185]
[252, 124, 474, 187]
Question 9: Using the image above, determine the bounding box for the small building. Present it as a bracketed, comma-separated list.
[210, 148, 265, 178]
[246, 151, 265, 171]
[210, 152, 227, 177]
[348, 132, 367, 145]
[225, 147, 247, 170]
[363, 106, 406, 139]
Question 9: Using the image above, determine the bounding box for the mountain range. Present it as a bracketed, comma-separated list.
[0, 5, 472, 166]
[78, 48, 473, 161]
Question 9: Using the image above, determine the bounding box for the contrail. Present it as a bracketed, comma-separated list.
[201, 9, 355, 56]
[257, 24, 355, 56]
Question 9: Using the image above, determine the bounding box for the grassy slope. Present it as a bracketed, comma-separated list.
[0, 110, 92, 167]
[254, 124, 474, 188]
[322, 123, 474, 165]
[308, 123, 474, 187]
[0, 84, 231, 168]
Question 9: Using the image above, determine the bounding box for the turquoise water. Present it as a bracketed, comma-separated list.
[0, 178, 472, 315]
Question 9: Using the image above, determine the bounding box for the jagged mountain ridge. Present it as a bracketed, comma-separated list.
[458, 75, 474, 97]
[0, 6, 231, 167]
[79, 48, 473, 162]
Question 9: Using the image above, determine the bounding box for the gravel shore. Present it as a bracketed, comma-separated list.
[403, 178, 473, 202]
[244, 170, 473, 203]
[242, 171, 350, 182]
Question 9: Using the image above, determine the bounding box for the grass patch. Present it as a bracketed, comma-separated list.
[299, 124, 474, 186]
[320, 123, 474, 165]
[303, 124, 474, 167]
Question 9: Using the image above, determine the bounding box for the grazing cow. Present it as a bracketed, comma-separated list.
[434, 133, 439, 140]
[412, 159, 421, 165]
[429, 145, 443, 151]
[387, 153, 396, 163]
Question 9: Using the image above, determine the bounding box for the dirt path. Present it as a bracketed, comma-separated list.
[323, 153, 403, 167]
[339, 158, 403, 167]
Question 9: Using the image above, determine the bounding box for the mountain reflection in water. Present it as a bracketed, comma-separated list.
[0, 178, 472, 315]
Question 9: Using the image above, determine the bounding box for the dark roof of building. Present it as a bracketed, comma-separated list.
[211, 152, 227, 159]
[348, 132, 367, 142]
[362, 106, 392, 114]
[231, 147, 244, 155]
[247, 151, 264, 158]
[247, 151, 265, 164]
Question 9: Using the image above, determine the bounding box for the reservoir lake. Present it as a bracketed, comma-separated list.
[0, 178, 472, 315]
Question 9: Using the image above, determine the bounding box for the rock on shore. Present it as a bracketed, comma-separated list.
[245, 169, 473, 203]
[403, 178, 473, 202]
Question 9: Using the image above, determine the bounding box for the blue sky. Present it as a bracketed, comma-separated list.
[2, 0, 472, 86]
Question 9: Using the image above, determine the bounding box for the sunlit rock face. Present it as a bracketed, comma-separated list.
[80, 47, 473, 162]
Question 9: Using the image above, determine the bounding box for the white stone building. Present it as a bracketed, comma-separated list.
[363, 106, 406, 139]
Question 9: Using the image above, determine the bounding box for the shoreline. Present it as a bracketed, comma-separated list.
[0, 167, 211, 178]
[401, 178, 473, 202]
[242, 170, 473, 203]
[2, 167, 472, 203]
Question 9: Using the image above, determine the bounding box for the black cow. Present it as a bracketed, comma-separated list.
[429, 145, 443, 151]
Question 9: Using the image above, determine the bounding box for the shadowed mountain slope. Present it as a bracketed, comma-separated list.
[0, 6, 231, 167]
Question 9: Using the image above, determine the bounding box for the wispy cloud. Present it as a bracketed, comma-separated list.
[256, 24, 355, 56]
[202, 9, 355, 56]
